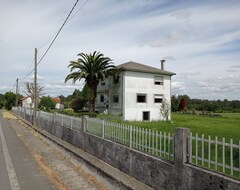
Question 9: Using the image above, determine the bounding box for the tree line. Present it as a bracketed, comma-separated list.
[171, 95, 240, 113]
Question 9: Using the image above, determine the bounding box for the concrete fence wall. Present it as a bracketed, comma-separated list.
[14, 110, 240, 190]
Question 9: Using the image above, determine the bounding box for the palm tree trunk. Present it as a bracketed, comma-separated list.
[88, 83, 98, 113]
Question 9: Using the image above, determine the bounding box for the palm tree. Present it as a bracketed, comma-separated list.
[65, 51, 117, 112]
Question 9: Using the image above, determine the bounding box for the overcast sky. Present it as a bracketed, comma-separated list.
[1, 0, 240, 100]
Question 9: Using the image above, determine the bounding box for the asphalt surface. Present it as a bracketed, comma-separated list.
[0, 110, 56, 190]
[0, 110, 114, 190]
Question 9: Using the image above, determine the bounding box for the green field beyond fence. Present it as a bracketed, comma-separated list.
[110, 113, 240, 143]
[98, 112, 240, 179]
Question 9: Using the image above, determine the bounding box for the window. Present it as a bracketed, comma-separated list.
[100, 94, 104, 102]
[113, 76, 119, 84]
[101, 81, 106, 86]
[154, 76, 163, 85]
[137, 94, 146, 103]
[113, 94, 119, 103]
[143, 111, 150, 121]
[154, 94, 163, 103]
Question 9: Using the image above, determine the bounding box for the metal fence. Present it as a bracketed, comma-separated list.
[12, 107, 82, 132]
[12, 107, 240, 178]
[12, 107, 174, 162]
[86, 117, 174, 161]
[189, 132, 240, 178]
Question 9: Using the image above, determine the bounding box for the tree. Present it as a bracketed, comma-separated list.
[24, 82, 44, 107]
[65, 51, 117, 112]
[171, 95, 179, 112]
[0, 94, 4, 109]
[3, 92, 16, 110]
[69, 96, 86, 112]
[179, 98, 187, 111]
[38, 96, 56, 111]
[160, 99, 171, 121]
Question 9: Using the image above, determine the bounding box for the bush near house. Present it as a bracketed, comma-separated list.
[58, 108, 97, 118]
[38, 96, 56, 111]
[69, 96, 86, 112]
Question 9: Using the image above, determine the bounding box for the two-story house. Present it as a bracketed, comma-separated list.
[96, 61, 176, 121]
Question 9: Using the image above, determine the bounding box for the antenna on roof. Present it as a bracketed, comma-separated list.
[160, 59, 166, 70]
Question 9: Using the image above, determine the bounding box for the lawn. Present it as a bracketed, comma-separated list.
[110, 113, 240, 142]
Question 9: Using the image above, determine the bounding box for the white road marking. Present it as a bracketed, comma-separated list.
[0, 121, 21, 190]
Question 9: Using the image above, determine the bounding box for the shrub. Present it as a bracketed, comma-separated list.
[4, 92, 16, 110]
[38, 96, 56, 111]
[69, 96, 86, 112]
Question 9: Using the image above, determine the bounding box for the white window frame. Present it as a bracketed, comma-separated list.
[154, 76, 164, 85]
[154, 94, 163, 103]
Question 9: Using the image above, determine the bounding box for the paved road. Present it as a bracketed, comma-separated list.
[0, 110, 114, 190]
[0, 110, 56, 190]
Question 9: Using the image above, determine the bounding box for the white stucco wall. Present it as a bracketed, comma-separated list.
[123, 71, 172, 121]
[96, 70, 173, 121]
[22, 97, 32, 108]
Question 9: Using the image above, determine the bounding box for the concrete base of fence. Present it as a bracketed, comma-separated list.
[12, 109, 240, 190]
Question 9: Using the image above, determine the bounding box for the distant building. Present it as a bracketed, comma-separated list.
[52, 97, 64, 110]
[20, 96, 33, 108]
[96, 61, 176, 121]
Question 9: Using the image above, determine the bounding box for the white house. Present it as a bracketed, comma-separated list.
[21, 96, 33, 108]
[96, 61, 176, 121]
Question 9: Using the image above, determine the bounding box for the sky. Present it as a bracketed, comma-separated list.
[0, 0, 240, 100]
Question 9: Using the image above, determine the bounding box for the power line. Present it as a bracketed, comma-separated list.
[38, 0, 89, 51]
[19, 59, 35, 80]
[68, 0, 89, 23]
[18, 0, 89, 83]
[37, 0, 80, 66]
[9, 81, 16, 92]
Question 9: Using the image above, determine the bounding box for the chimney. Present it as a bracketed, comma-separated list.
[160, 59, 166, 70]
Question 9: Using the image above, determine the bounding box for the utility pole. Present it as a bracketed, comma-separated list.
[33, 48, 37, 127]
[15, 78, 19, 107]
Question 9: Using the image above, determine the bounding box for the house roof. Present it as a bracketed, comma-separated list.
[52, 97, 61, 103]
[117, 61, 176, 76]
[20, 96, 31, 101]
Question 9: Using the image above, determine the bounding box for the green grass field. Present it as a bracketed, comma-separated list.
[107, 112, 240, 178]
[110, 113, 240, 142]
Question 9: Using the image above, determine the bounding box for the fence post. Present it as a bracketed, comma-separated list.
[82, 115, 88, 133]
[53, 112, 56, 124]
[102, 120, 105, 139]
[24, 108, 26, 119]
[173, 128, 191, 190]
[38, 110, 41, 125]
[174, 128, 190, 166]
[129, 125, 133, 149]
[70, 116, 73, 129]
